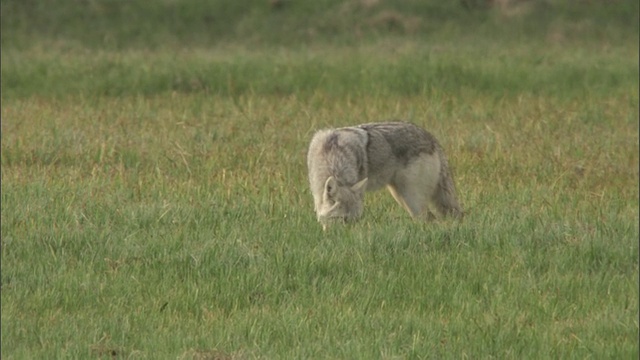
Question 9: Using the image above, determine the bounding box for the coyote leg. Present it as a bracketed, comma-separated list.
[387, 184, 429, 218]
[386, 153, 442, 220]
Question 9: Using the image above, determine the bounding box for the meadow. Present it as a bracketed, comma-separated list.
[2, 0, 639, 358]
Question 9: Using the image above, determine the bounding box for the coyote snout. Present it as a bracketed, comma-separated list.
[315, 176, 368, 229]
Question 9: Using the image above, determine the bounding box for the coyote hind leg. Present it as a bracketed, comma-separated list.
[386, 153, 441, 220]
[386, 184, 434, 219]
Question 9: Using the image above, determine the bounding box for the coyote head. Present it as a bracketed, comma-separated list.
[316, 176, 368, 230]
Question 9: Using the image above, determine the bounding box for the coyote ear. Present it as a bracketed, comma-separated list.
[351, 178, 368, 192]
[324, 176, 338, 198]
[327, 201, 340, 212]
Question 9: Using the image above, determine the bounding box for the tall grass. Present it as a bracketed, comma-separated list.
[2, 42, 637, 100]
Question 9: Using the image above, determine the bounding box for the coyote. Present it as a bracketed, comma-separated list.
[307, 121, 462, 229]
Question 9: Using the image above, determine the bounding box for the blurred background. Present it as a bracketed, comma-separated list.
[2, 0, 638, 50]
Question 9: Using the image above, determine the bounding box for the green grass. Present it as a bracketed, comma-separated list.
[2, 0, 639, 358]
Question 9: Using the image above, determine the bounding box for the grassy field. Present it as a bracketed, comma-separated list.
[2, 0, 639, 358]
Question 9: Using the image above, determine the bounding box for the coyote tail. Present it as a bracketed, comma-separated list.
[435, 147, 464, 219]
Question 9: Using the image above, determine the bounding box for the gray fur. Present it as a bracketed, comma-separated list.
[307, 121, 463, 229]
